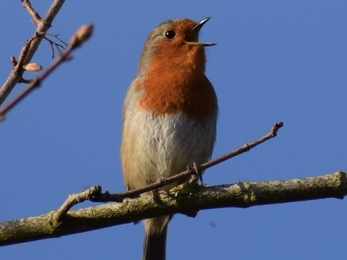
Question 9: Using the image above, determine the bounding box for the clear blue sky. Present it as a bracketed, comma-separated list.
[1, 1, 347, 259]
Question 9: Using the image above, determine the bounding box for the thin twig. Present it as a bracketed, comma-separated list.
[43, 34, 67, 58]
[200, 121, 283, 169]
[84, 122, 283, 203]
[54, 186, 102, 222]
[54, 122, 283, 218]
[0, 0, 66, 106]
[0, 24, 94, 120]
[46, 33, 68, 46]
[10, 56, 18, 67]
[22, 0, 42, 25]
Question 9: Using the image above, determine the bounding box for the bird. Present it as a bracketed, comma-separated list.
[121, 17, 218, 260]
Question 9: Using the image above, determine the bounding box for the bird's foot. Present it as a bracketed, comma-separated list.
[151, 176, 169, 203]
[188, 162, 203, 185]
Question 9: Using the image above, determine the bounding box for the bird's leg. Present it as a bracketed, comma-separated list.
[151, 189, 160, 203]
[188, 162, 203, 185]
[193, 162, 203, 184]
[151, 176, 168, 203]
[160, 175, 167, 185]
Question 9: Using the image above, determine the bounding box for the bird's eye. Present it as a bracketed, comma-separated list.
[165, 30, 176, 39]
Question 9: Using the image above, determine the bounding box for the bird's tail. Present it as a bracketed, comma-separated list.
[143, 216, 169, 260]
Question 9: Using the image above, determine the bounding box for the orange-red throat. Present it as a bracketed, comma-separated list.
[136, 18, 217, 120]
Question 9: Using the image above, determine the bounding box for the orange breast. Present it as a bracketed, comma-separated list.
[137, 44, 217, 120]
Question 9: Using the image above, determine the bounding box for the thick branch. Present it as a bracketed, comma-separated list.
[0, 171, 345, 246]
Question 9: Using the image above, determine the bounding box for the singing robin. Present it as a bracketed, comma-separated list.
[121, 17, 218, 260]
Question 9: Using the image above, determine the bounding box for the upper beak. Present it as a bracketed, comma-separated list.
[187, 17, 216, 46]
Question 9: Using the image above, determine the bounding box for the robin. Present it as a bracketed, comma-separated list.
[121, 17, 218, 260]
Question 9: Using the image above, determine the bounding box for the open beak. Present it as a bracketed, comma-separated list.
[186, 17, 216, 46]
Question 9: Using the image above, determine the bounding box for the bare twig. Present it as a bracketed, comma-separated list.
[53, 122, 283, 218]
[10, 57, 18, 67]
[46, 33, 68, 46]
[70, 122, 283, 204]
[0, 0, 66, 106]
[43, 34, 68, 58]
[22, 0, 42, 24]
[0, 24, 94, 121]
[200, 121, 284, 169]
[54, 186, 102, 222]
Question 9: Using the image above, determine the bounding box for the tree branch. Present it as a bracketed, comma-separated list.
[49, 122, 283, 221]
[22, 0, 42, 25]
[91, 122, 284, 202]
[0, 24, 93, 120]
[0, 171, 345, 246]
[0, 0, 65, 106]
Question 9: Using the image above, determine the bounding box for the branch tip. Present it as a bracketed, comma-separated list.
[69, 24, 94, 49]
[22, 0, 42, 24]
[271, 121, 284, 137]
[11, 56, 18, 67]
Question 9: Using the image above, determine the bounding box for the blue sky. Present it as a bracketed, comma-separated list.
[1, 1, 347, 259]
